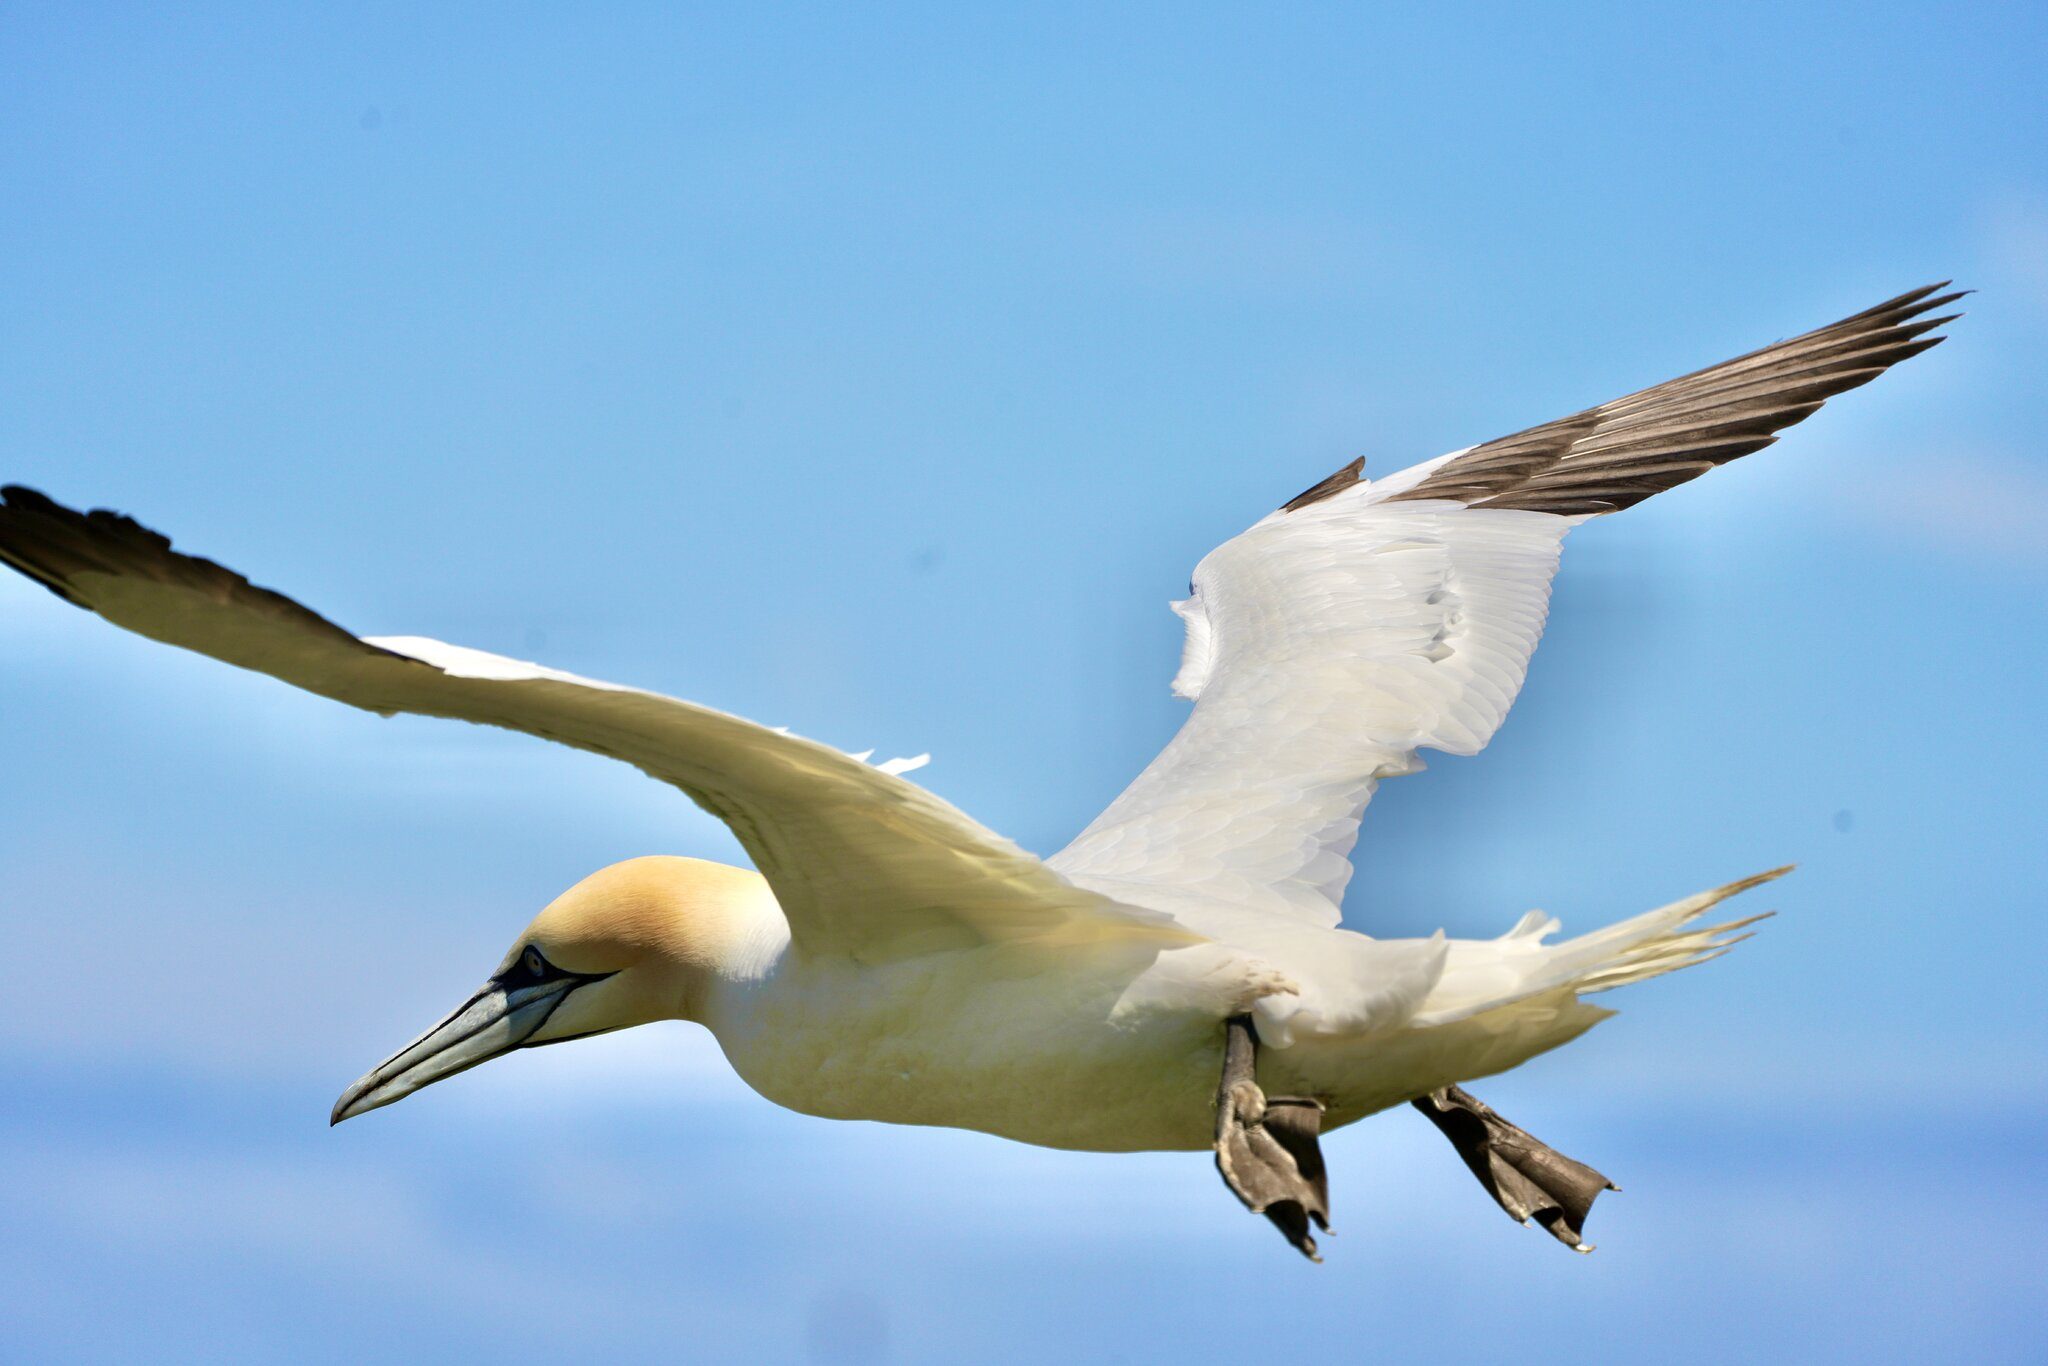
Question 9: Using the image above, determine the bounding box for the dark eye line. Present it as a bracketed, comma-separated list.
[499, 946, 618, 989]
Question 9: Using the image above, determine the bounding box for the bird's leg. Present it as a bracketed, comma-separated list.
[1212, 1014, 1330, 1261]
[1412, 1084, 1617, 1253]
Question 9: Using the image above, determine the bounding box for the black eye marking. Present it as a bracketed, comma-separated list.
[497, 944, 617, 992]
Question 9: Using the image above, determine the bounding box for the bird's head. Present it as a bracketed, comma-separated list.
[331, 855, 778, 1124]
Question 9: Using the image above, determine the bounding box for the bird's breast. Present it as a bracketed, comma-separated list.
[701, 942, 1247, 1152]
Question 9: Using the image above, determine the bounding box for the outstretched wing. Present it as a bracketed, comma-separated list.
[0, 488, 1201, 964]
[1049, 283, 1961, 929]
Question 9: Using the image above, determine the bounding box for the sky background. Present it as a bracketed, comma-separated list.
[3, 3, 2045, 1361]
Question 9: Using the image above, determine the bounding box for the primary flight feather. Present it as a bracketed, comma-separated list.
[0, 282, 1958, 1260]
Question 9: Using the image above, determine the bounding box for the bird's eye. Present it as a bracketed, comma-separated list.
[522, 945, 547, 978]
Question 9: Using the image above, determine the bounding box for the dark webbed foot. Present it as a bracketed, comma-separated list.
[1413, 1084, 1617, 1252]
[1213, 1015, 1330, 1261]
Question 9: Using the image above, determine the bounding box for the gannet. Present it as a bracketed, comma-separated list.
[0, 283, 1958, 1260]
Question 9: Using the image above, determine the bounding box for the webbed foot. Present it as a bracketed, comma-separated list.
[1412, 1084, 1617, 1252]
[1213, 1015, 1330, 1261]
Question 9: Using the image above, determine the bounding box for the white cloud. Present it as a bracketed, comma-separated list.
[6, 1093, 2042, 1360]
[1985, 189, 2048, 314]
[1837, 448, 2048, 569]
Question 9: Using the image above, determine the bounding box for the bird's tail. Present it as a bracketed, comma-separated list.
[1538, 866, 1783, 994]
[1409, 867, 1785, 1028]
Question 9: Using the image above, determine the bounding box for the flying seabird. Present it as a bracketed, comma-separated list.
[0, 283, 1959, 1260]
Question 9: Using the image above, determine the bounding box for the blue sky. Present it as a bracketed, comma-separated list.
[3, 3, 2045, 1361]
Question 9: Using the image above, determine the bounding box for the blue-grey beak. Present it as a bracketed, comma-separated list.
[330, 970, 585, 1124]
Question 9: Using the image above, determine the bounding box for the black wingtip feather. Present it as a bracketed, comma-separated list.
[0, 484, 396, 659]
[1386, 283, 1961, 516]
[0, 485, 95, 606]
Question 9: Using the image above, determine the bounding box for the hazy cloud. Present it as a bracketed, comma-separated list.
[1839, 448, 2048, 569]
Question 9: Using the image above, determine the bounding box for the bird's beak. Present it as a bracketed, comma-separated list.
[330, 971, 583, 1124]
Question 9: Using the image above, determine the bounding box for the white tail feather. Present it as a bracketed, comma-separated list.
[1411, 866, 1788, 1027]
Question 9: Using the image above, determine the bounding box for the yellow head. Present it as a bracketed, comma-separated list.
[332, 856, 779, 1123]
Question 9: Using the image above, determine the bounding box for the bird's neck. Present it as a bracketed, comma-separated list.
[666, 866, 791, 1022]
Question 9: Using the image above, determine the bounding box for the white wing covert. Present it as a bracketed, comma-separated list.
[1051, 283, 1962, 932]
[1053, 495, 1573, 928]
